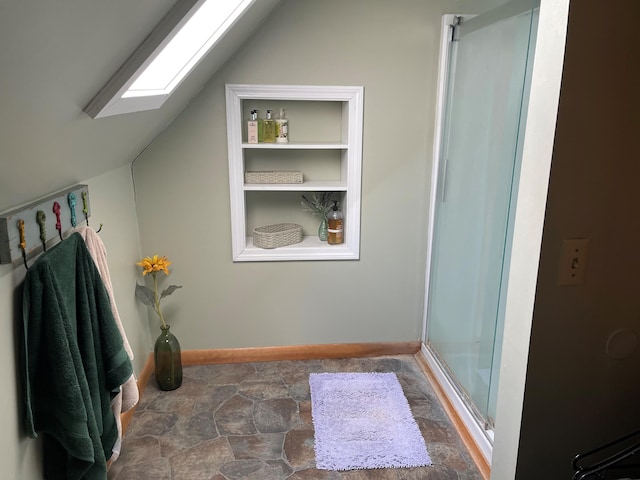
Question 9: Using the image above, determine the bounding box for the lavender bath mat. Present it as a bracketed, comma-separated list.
[309, 372, 432, 471]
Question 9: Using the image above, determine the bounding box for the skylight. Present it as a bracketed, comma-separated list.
[85, 0, 255, 118]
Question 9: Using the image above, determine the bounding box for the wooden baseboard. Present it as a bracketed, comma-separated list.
[181, 341, 421, 365]
[413, 351, 491, 480]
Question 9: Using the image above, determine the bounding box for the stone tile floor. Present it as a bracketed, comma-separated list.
[107, 355, 484, 479]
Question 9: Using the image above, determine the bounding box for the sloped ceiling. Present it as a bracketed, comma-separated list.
[0, 0, 281, 213]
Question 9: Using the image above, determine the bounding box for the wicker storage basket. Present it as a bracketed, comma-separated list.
[245, 171, 303, 184]
[253, 223, 303, 249]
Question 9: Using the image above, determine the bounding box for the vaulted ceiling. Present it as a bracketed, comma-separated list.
[0, 0, 281, 212]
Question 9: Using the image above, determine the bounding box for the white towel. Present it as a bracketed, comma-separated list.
[74, 226, 139, 462]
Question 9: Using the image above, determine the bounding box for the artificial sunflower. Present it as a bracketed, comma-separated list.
[136, 255, 172, 276]
[135, 255, 181, 329]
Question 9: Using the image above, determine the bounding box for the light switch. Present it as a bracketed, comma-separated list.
[557, 238, 589, 285]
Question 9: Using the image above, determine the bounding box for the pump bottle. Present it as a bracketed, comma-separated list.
[254, 110, 263, 142]
[275, 108, 288, 143]
[262, 109, 275, 143]
[247, 110, 258, 144]
[327, 201, 344, 245]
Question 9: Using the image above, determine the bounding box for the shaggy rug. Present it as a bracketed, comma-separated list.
[309, 372, 432, 471]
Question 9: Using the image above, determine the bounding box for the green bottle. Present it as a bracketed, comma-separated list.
[262, 109, 275, 143]
[256, 110, 264, 143]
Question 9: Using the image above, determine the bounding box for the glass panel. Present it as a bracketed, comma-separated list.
[426, 3, 537, 424]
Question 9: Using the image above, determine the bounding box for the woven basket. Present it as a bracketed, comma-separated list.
[245, 171, 303, 184]
[253, 223, 303, 249]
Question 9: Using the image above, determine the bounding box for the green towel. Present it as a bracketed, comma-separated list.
[21, 233, 133, 479]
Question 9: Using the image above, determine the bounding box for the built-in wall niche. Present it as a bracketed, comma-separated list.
[245, 190, 347, 236]
[243, 149, 343, 183]
[240, 100, 343, 144]
[225, 84, 363, 261]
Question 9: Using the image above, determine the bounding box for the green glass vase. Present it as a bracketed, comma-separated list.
[318, 216, 328, 241]
[154, 325, 182, 391]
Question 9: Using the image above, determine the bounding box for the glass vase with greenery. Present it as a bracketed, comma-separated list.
[135, 255, 183, 390]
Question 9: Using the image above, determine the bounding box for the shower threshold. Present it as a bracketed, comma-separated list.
[418, 343, 493, 467]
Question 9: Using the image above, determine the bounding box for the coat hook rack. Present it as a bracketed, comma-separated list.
[0, 184, 90, 265]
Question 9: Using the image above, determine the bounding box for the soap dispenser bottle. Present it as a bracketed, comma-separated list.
[262, 109, 275, 143]
[256, 110, 264, 143]
[327, 201, 344, 245]
[275, 108, 288, 143]
[247, 110, 258, 144]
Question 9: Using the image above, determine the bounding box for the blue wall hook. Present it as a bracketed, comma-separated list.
[67, 192, 77, 227]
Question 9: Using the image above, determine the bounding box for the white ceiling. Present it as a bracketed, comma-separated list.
[0, 0, 281, 212]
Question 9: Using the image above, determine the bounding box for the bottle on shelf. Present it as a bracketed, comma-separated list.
[327, 201, 344, 245]
[256, 110, 264, 143]
[275, 108, 288, 143]
[262, 109, 275, 143]
[247, 110, 258, 144]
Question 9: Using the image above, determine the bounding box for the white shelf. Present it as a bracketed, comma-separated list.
[242, 141, 348, 149]
[238, 235, 357, 262]
[243, 181, 346, 191]
[226, 84, 363, 262]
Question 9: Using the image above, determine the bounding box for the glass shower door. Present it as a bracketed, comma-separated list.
[425, 2, 537, 428]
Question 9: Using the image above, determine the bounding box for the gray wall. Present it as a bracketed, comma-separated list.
[516, 1, 640, 477]
[132, 0, 467, 349]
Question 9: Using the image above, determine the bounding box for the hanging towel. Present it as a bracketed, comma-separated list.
[74, 226, 139, 462]
[21, 233, 133, 480]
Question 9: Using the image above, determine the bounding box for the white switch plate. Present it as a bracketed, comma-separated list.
[557, 238, 589, 285]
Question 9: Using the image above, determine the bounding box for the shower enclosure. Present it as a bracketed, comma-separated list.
[422, 0, 539, 457]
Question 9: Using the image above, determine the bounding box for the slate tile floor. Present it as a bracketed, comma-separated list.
[107, 355, 484, 480]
